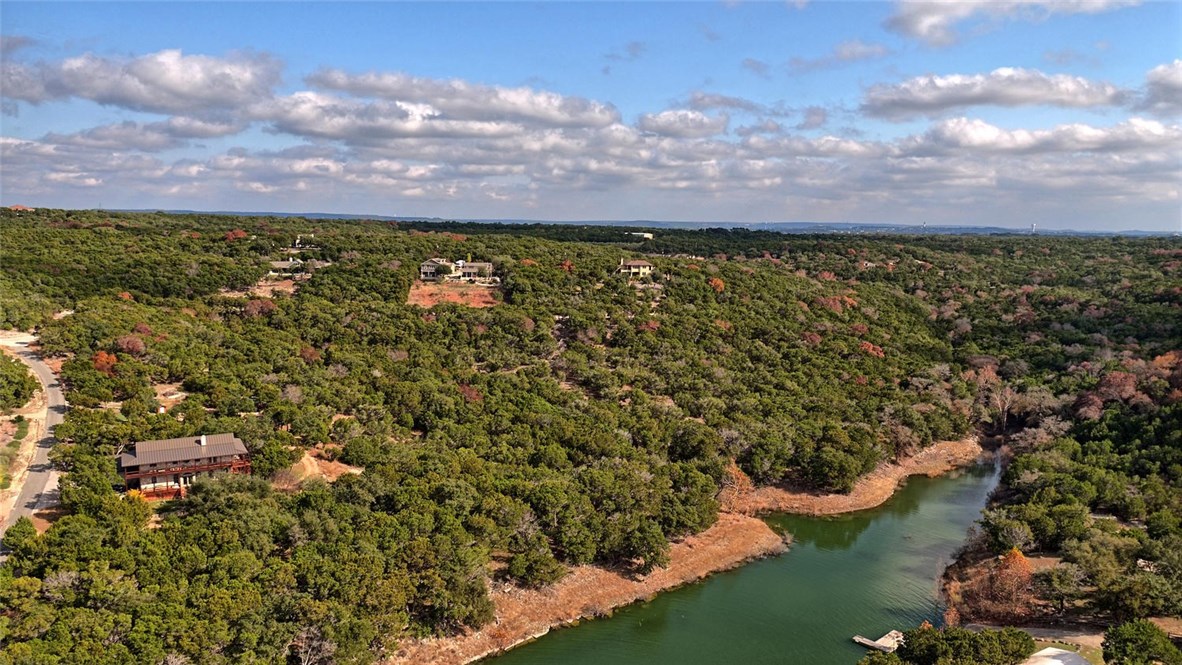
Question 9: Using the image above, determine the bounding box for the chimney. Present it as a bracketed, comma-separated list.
[198, 434, 207, 446]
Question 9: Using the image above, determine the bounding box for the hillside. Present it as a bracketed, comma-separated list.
[0, 208, 1178, 664]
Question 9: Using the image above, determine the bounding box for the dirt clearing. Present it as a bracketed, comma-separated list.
[408, 282, 499, 308]
[272, 450, 362, 491]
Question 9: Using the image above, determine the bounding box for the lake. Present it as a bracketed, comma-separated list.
[487, 459, 1000, 665]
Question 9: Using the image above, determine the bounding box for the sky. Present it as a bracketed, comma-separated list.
[1, 1, 1180, 231]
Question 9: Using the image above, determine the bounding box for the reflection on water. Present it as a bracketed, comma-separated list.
[488, 460, 999, 665]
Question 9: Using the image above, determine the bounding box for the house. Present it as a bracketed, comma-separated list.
[617, 259, 654, 278]
[420, 258, 497, 282]
[419, 258, 455, 281]
[118, 433, 251, 499]
[627, 232, 654, 240]
[458, 261, 493, 280]
[268, 259, 303, 277]
[7, 205, 34, 212]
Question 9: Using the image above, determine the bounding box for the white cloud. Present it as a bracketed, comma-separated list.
[255, 91, 523, 141]
[636, 110, 729, 138]
[886, 0, 1141, 46]
[306, 69, 619, 128]
[1139, 60, 1182, 117]
[1, 53, 1177, 229]
[863, 67, 1128, 120]
[1, 49, 282, 114]
[789, 39, 891, 73]
[915, 116, 1182, 153]
[43, 121, 183, 152]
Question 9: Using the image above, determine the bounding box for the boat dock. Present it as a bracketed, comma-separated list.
[852, 630, 904, 653]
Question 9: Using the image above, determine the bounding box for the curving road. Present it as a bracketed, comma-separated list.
[0, 337, 65, 543]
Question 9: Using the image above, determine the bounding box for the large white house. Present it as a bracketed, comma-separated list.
[419, 258, 496, 282]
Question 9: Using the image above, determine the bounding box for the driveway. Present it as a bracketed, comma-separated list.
[0, 333, 64, 544]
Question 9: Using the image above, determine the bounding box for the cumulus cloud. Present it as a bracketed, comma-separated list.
[255, 91, 523, 141]
[5, 109, 1178, 226]
[1, 49, 282, 114]
[886, 0, 1141, 46]
[306, 69, 619, 128]
[862, 67, 1128, 120]
[43, 121, 184, 152]
[915, 116, 1182, 153]
[1139, 60, 1182, 117]
[1, 49, 1177, 229]
[636, 109, 729, 138]
[38, 116, 247, 153]
[789, 39, 891, 73]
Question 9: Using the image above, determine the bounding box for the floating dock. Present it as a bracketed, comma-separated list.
[852, 630, 904, 653]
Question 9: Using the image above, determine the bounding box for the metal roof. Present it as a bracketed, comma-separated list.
[120, 433, 247, 468]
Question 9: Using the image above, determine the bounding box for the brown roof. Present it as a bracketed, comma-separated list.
[120, 433, 247, 468]
[621, 260, 653, 267]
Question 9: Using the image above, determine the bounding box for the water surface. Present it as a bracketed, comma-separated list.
[489, 460, 999, 665]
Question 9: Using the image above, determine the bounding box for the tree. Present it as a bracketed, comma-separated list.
[1, 516, 42, 561]
[1037, 563, 1084, 613]
[0, 354, 38, 411]
[1103, 619, 1182, 665]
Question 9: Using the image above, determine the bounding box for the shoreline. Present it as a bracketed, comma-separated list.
[387, 436, 985, 665]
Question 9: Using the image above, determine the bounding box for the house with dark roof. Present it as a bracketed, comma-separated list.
[118, 433, 251, 499]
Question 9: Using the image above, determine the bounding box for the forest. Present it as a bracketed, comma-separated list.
[0, 208, 1178, 664]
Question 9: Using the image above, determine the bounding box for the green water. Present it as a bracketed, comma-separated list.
[487, 460, 1000, 665]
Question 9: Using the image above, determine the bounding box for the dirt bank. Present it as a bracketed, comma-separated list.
[407, 282, 499, 308]
[721, 436, 985, 516]
[388, 437, 984, 665]
[389, 513, 788, 665]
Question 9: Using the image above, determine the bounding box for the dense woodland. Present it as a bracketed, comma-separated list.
[0, 209, 1179, 664]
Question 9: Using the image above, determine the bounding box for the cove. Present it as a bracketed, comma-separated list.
[487, 459, 1000, 665]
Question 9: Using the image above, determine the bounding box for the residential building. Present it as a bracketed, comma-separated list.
[419, 258, 455, 280]
[118, 433, 251, 499]
[459, 261, 493, 279]
[419, 258, 497, 282]
[617, 259, 654, 278]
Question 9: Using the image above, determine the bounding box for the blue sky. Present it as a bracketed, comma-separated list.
[2, 1, 1180, 230]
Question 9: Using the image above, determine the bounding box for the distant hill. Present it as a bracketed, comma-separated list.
[107, 208, 1174, 236]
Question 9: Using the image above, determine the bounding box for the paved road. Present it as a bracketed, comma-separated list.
[0, 340, 64, 541]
